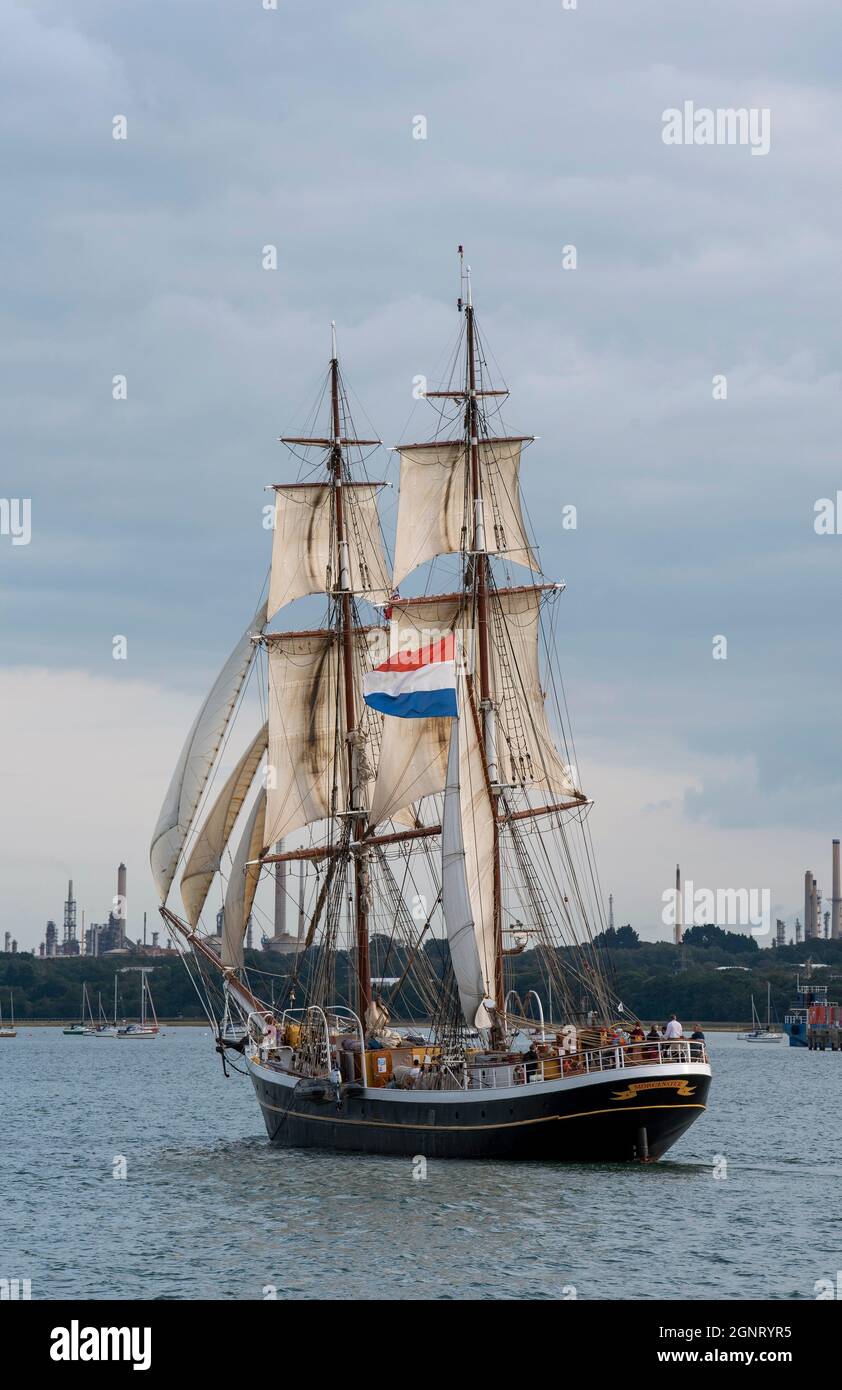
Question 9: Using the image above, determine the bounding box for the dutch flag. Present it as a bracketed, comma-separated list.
[362, 634, 458, 719]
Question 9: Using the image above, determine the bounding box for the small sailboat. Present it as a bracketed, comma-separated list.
[95, 976, 125, 1037]
[739, 983, 782, 1042]
[63, 982, 96, 1035]
[118, 970, 159, 1038]
[0, 990, 16, 1039]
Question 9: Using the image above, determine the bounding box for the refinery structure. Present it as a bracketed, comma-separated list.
[3, 842, 842, 959]
[667, 839, 842, 946]
[34, 863, 175, 959]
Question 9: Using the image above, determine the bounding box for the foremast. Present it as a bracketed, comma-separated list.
[153, 261, 615, 1050]
[464, 265, 504, 1018]
[327, 325, 372, 1022]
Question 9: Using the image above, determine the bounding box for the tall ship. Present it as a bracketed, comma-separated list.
[151, 252, 711, 1161]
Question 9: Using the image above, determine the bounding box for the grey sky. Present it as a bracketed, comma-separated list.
[3, 0, 842, 948]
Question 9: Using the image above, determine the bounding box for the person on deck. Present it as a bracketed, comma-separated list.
[260, 1015, 277, 1062]
[523, 1045, 539, 1080]
[645, 1023, 662, 1061]
[664, 1015, 683, 1056]
[690, 1025, 705, 1041]
[628, 1022, 645, 1062]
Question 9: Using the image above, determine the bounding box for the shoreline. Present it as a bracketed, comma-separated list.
[8, 1018, 750, 1031]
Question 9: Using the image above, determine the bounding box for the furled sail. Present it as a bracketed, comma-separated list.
[369, 586, 580, 825]
[267, 482, 391, 618]
[150, 599, 268, 903]
[179, 722, 269, 927]
[441, 713, 495, 1030]
[222, 789, 267, 969]
[391, 439, 538, 589]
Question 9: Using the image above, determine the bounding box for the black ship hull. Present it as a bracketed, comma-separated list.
[247, 1057, 711, 1162]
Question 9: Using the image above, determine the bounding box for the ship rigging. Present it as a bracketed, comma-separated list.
[151, 251, 711, 1160]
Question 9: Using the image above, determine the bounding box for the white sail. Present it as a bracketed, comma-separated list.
[492, 585, 580, 797]
[392, 439, 538, 589]
[369, 587, 580, 825]
[222, 788, 267, 969]
[150, 600, 267, 903]
[265, 631, 339, 843]
[179, 722, 269, 927]
[441, 714, 495, 1030]
[268, 482, 391, 618]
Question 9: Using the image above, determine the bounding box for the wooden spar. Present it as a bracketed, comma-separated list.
[365, 823, 440, 847]
[259, 822, 442, 865]
[423, 390, 508, 399]
[159, 906, 268, 1022]
[500, 797, 590, 824]
[256, 801, 583, 870]
[302, 870, 332, 951]
[268, 479, 386, 490]
[278, 437, 381, 447]
[394, 435, 532, 452]
[465, 284, 503, 1016]
[260, 625, 383, 643]
[330, 346, 372, 1023]
[466, 300, 492, 704]
[260, 846, 339, 865]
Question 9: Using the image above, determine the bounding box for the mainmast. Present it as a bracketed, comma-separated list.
[462, 254, 504, 1016]
[328, 324, 372, 1021]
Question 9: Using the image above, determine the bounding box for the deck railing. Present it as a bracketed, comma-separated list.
[467, 1038, 708, 1090]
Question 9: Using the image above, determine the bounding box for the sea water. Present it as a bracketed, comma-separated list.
[3, 1029, 840, 1300]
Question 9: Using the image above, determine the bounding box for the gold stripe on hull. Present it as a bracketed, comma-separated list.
[257, 1097, 706, 1134]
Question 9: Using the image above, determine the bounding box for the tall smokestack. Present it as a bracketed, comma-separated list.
[832, 840, 841, 940]
[805, 870, 813, 940]
[674, 863, 683, 944]
[117, 862, 127, 919]
[811, 877, 818, 940]
[298, 863, 306, 942]
[274, 841, 287, 940]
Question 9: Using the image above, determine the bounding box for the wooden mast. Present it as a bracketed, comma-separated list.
[329, 326, 372, 1023]
[463, 256, 504, 1016]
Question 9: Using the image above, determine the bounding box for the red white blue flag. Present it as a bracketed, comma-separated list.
[362, 634, 458, 719]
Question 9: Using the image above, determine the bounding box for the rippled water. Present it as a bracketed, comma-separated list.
[3, 1029, 840, 1300]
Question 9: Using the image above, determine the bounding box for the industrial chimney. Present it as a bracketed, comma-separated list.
[804, 870, 813, 940]
[832, 840, 841, 940]
[273, 841, 287, 938]
[674, 863, 683, 944]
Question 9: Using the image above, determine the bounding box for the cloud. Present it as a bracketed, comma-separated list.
[3, 0, 842, 944]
